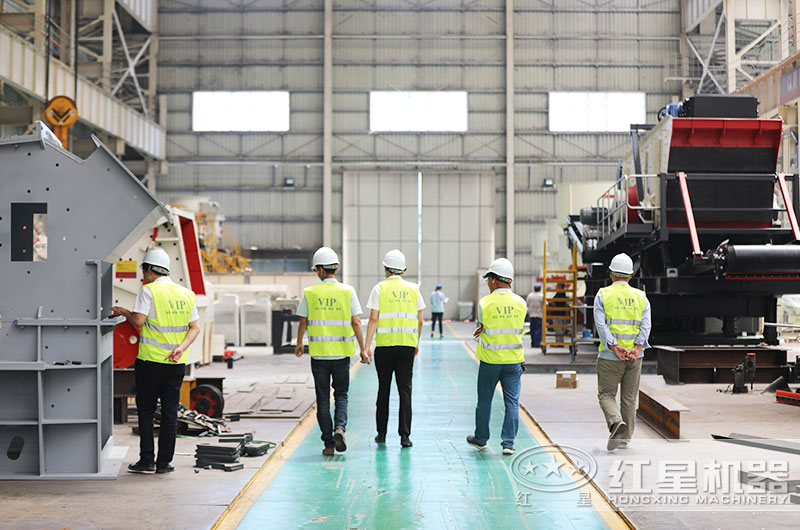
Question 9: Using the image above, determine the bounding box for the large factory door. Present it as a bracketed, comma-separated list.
[343, 172, 494, 321]
[420, 172, 495, 320]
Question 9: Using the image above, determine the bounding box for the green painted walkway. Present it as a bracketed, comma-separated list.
[238, 327, 615, 529]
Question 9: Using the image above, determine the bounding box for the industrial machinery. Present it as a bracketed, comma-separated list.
[568, 95, 800, 345]
[566, 95, 800, 383]
[112, 206, 211, 370]
[0, 122, 167, 479]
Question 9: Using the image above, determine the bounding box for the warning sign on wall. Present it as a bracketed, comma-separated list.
[115, 260, 137, 278]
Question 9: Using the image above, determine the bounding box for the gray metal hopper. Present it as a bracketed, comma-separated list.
[0, 122, 168, 479]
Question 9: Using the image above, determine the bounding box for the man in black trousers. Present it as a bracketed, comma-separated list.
[364, 249, 425, 448]
[111, 248, 200, 474]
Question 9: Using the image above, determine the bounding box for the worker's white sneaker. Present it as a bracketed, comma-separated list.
[466, 435, 488, 451]
[618, 441, 629, 449]
[502, 447, 515, 455]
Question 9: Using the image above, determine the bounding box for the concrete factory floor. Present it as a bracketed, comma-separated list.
[2, 322, 800, 529]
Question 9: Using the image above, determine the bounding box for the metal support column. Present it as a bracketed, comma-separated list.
[101, 0, 114, 91]
[505, 0, 515, 263]
[322, 0, 333, 248]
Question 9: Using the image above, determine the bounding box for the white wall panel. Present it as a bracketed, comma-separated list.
[158, 0, 682, 288]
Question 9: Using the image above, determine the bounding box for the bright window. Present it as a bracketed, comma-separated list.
[549, 92, 646, 132]
[192, 91, 290, 132]
[370, 91, 468, 132]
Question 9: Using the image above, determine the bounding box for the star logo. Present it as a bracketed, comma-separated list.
[510, 444, 598, 493]
[521, 462, 537, 476]
[541, 455, 566, 478]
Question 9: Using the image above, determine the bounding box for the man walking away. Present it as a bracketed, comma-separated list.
[594, 253, 651, 451]
[467, 258, 527, 456]
[111, 248, 200, 474]
[295, 247, 367, 456]
[364, 249, 425, 448]
[430, 283, 449, 338]
[526, 283, 543, 348]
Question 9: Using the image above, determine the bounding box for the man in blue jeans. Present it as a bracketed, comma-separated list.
[295, 247, 367, 456]
[467, 258, 527, 455]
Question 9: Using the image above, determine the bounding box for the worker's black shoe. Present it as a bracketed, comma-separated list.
[607, 421, 627, 451]
[466, 435, 488, 451]
[127, 460, 156, 473]
[322, 446, 335, 456]
[400, 435, 413, 448]
[334, 428, 347, 452]
[375, 433, 386, 443]
[155, 464, 175, 474]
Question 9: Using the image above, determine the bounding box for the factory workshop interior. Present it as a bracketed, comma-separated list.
[5, 0, 800, 529]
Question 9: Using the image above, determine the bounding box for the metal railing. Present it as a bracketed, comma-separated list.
[596, 174, 660, 242]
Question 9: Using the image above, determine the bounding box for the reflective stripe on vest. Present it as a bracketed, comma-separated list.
[376, 278, 419, 347]
[145, 322, 190, 334]
[309, 335, 356, 343]
[598, 282, 647, 353]
[476, 291, 527, 364]
[482, 327, 525, 335]
[305, 282, 356, 357]
[140, 335, 180, 351]
[606, 318, 642, 326]
[138, 280, 195, 364]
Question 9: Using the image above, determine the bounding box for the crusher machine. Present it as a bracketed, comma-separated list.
[566, 95, 800, 384]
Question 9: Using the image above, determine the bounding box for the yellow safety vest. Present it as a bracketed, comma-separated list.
[376, 277, 419, 348]
[305, 282, 356, 357]
[477, 291, 527, 364]
[138, 280, 195, 364]
[598, 282, 648, 352]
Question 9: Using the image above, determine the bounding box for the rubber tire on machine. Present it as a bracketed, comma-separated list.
[190, 384, 225, 418]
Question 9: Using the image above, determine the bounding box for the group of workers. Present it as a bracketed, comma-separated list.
[113, 244, 650, 472]
[293, 248, 526, 454]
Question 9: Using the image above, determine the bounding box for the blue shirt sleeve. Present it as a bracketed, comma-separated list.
[593, 291, 617, 347]
[635, 299, 651, 348]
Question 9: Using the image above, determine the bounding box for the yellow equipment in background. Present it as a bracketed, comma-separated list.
[195, 210, 251, 273]
[540, 241, 578, 354]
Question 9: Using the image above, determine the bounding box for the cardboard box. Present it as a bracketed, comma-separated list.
[556, 371, 578, 389]
[180, 377, 197, 408]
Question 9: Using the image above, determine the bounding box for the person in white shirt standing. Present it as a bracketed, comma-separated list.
[429, 284, 449, 338]
[526, 283, 543, 348]
[111, 248, 200, 474]
[364, 249, 425, 448]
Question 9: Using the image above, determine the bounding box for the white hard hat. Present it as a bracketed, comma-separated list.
[609, 253, 634, 275]
[142, 248, 170, 274]
[484, 258, 514, 283]
[311, 246, 339, 270]
[382, 249, 407, 271]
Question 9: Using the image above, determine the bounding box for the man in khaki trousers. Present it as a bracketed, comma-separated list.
[593, 253, 651, 451]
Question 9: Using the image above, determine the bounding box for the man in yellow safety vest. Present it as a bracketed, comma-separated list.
[111, 248, 200, 474]
[594, 252, 651, 451]
[364, 249, 425, 448]
[467, 258, 527, 455]
[295, 247, 367, 456]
